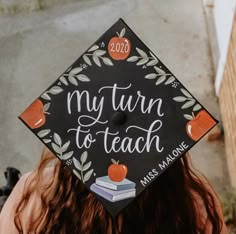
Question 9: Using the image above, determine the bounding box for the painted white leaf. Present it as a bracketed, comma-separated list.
[193, 104, 202, 111]
[59, 76, 68, 86]
[119, 28, 126, 37]
[127, 56, 139, 62]
[82, 161, 91, 171]
[102, 57, 113, 66]
[43, 139, 51, 144]
[61, 151, 73, 160]
[73, 169, 81, 180]
[180, 88, 192, 98]
[165, 76, 175, 85]
[136, 58, 149, 66]
[136, 48, 147, 58]
[80, 151, 88, 163]
[73, 157, 82, 170]
[69, 76, 78, 86]
[41, 93, 51, 100]
[93, 55, 101, 67]
[37, 129, 51, 138]
[53, 133, 62, 146]
[184, 114, 194, 120]
[83, 169, 94, 183]
[145, 73, 157, 79]
[43, 103, 50, 112]
[69, 67, 83, 75]
[61, 140, 70, 153]
[173, 96, 187, 102]
[49, 86, 63, 95]
[88, 45, 99, 52]
[111, 158, 116, 164]
[146, 60, 158, 66]
[83, 55, 92, 66]
[77, 74, 90, 82]
[94, 50, 106, 56]
[181, 100, 196, 109]
[149, 51, 157, 59]
[51, 142, 61, 154]
[155, 76, 166, 85]
[154, 66, 166, 75]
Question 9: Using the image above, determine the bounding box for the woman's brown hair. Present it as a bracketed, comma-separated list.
[14, 150, 223, 234]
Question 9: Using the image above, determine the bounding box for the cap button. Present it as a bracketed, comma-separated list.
[111, 111, 127, 126]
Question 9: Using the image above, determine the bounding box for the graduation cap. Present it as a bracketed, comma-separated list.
[19, 18, 218, 216]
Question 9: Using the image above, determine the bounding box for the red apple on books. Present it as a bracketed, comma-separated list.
[108, 159, 128, 182]
[186, 110, 216, 141]
[20, 99, 46, 129]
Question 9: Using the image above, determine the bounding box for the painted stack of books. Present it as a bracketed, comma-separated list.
[90, 176, 136, 202]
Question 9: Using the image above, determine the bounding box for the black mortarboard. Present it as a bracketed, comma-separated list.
[19, 18, 218, 216]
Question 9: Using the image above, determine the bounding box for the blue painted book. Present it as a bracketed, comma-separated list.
[95, 176, 136, 191]
[90, 183, 136, 202]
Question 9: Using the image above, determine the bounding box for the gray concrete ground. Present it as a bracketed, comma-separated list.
[0, 0, 80, 14]
[0, 0, 229, 194]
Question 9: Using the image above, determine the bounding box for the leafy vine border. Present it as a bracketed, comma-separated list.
[126, 47, 203, 119]
[35, 42, 114, 183]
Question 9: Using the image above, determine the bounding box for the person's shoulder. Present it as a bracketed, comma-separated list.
[0, 166, 55, 213]
[0, 166, 55, 233]
[1, 167, 52, 199]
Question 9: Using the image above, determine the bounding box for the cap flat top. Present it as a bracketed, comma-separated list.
[19, 18, 217, 216]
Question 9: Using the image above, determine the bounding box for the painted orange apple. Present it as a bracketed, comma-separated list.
[20, 99, 46, 129]
[186, 110, 216, 141]
[108, 159, 128, 182]
[108, 28, 131, 60]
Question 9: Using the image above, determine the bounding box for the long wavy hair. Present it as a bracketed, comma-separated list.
[14, 150, 223, 234]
